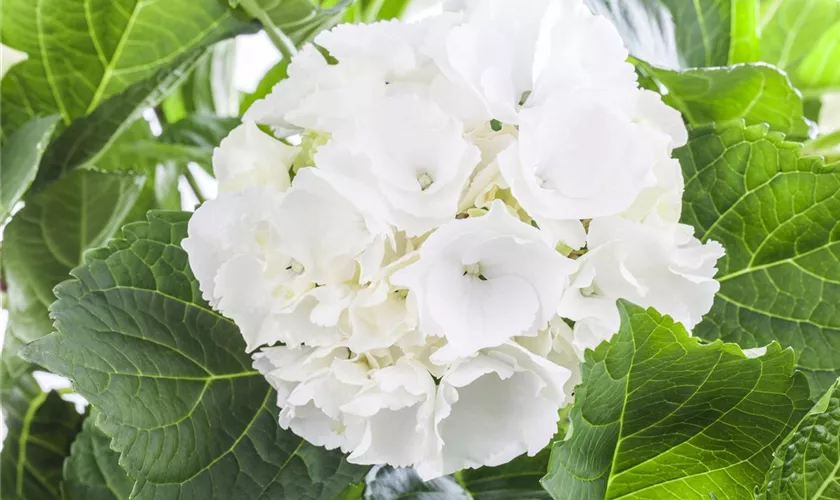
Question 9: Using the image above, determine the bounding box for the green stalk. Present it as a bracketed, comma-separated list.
[237, 0, 298, 62]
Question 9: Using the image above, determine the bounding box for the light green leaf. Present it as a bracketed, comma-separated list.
[29, 49, 209, 189]
[0, 373, 84, 500]
[641, 62, 811, 139]
[20, 211, 367, 499]
[1, 170, 143, 379]
[163, 40, 240, 122]
[796, 21, 840, 92]
[0, 115, 59, 220]
[763, 377, 840, 499]
[678, 121, 840, 397]
[586, 0, 732, 68]
[0, 0, 251, 135]
[250, 0, 350, 48]
[729, 0, 760, 64]
[240, 59, 289, 114]
[758, 0, 840, 91]
[542, 302, 811, 500]
[62, 415, 134, 500]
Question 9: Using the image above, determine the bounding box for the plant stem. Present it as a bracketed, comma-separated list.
[184, 168, 207, 204]
[238, 0, 297, 62]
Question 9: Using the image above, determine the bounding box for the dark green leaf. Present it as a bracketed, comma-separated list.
[20, 211, 366, 499]
[542, 302, 811, 499]
[0, 115, 59, 220]
[0, 373, 83, 500]
[678, 121, 840, 397]
[758, 0, 840, 92]
[364, 466, 469, 500]
[641, 63, 812, 139]
[62, 415, 134, 500]
[459, 448, 552, 500]
[763, 377, 840, 499]
[1, 170, 143, 377]
[586, 0, 732, 68]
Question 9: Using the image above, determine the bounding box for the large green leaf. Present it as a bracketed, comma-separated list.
[586, 0, 732, 68]
[30, 50, 210, 188]
[1, 170, 143, 379]
[0, 373, 84, 500]
[542, 302, 811, 500]
[758, 0, 840, 92]
[641, 63, 811, 139]
[20, 211, 367, 499]
[0, 115, 59, 220]
[0, 0, 250, 135]
[62, 415, 134, 500]
[763, 377, 840, 499]
[678, 121, 840, 397]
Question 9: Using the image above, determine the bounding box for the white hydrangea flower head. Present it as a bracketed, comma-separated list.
[392, 200, 577, 362]
[558, 217, 725, 350]
[184, 0, 724, 480]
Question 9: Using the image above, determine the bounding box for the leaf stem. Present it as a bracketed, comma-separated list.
[184, 168, 207, 204]
[237, 0, 297, 62]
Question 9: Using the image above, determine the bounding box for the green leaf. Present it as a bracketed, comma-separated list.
[459, 448, 552, 500]
[586, 0, 732, 68]
[0, 373, 84, 500]
[248, 0, 350, 47]
[368, 0, 412, 21]
[108, 113, 238, 175]
[542, 302, 811, 500]
[758, 0, 840, 91]
[0, 115, 59, 220]
[363, 467, 469, 500]
[728, 0, 760, 64]
[0, 0, 251, 135]
[20, 211, 367, 499]
[62, 415, 134, 500]
[29, 49, 210, 189]
[763, 377, 840, 499]
[640, 63, 812, 139]
[240, 59, 289, 115]
[678, 121, 840, 397]
[1, 170, 143, 378]
[164, 41, 240, 122]
[158, 113, 239, 170]
[361, 450, 553, 500]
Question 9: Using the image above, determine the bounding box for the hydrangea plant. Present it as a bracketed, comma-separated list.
[1, 0, 839, 499]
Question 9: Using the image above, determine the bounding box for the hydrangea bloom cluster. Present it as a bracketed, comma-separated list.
[183, 0, 724, 478]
